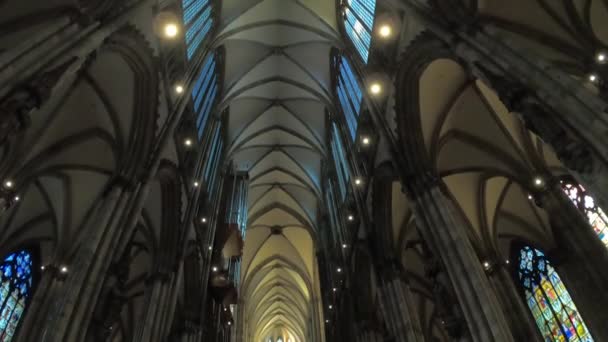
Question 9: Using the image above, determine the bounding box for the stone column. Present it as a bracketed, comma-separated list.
[487, 264, 542, 342]
[535, 180, 608, 340]
[407, 178, 514, 342]
[35, 179, 148, 342]
[355, 328, 384, 342]
[376, 266, 425, 342]
[15, 266, 66, 342]
[133, 265, 183, 342]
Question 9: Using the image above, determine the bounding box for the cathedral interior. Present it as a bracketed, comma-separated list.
[1, 0, 608, 341]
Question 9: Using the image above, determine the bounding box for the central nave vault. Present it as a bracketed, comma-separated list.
[219, 1, 338, 340]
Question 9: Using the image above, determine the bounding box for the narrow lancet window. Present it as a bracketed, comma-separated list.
[191, 53, 218, 139]
[335, 55, 363, 141]
[342, 0, 377, 63]
[182, 0, 214, 59]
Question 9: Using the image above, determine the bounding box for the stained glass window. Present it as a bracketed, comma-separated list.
[335, 55, 363, 141]
[517, 246, 593, 341]
[192, 53, 218, 139]
[342, 0, 377, 63]
[0, 250, 33, 341]
[330, 122, 351, 201]
[181, 0, 213, 59]
[561, 181, 608, 248]
[203, 121, 223, 195]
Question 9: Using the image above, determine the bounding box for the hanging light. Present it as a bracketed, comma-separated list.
[175, 84, 184, 94]
[201, 217, 207, 223]
[163, 23, 179, 38]
[361, 136, 371, 146]
[589, 73, 599, 83]
[354, 178, 363, 186]
[533, 176, 544, 188]
[60, 266, 68, 274]
[184, 138, 193, 147]
[369, 82, 382, 95]
[378, 24, 392, 38]
[347, 215, 354, 222]
[3, 180, 13, 189]
[597, 52, 607, 63]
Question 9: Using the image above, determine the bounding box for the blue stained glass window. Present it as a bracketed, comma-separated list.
[0, 250, 33, 341]
[335, 56, 363, 141]
[330, 123, 351, 201]
[204, 123, 223, 195]
[343, 0, 377, 63]
[517, 246, 594, 341]
[181, 0, 213, 59]
[191, 53, 218, 139]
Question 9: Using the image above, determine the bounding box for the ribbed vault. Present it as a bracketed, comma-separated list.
[217, 1, 338, 341]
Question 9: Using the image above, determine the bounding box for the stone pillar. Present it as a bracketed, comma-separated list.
[487, 264, 542, 342]
[133, 265, 183, 342]
[407, 178, 514, 342]
[32, 175, 159, 342]
[535, 180, 608, 340]
[376, 266, 425, 342]
[15, 266, 66, 342]
[355, 328, 384, 342]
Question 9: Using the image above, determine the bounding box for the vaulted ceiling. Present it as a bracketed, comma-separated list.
[216, 1, 339, 341]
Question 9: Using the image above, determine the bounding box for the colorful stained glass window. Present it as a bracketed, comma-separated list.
[182, 0, 213, 59]
[342, 0, 377, 63]
[192, 53, 218, 139]
[561, 182, 608, 248]
[517, 246, 593, 341]
[335, 55, 363, 141]
[0, 250, 33, 341]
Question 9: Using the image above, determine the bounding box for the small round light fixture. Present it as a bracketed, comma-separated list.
[40, 265, 45, 271]
[483, 261, 491, 270]
[3, 180, 13, 189]
[184, 138, 193, 147]
[533, 177, 544, 188]
[13, 196, 19, 202]
[342, 244, 347, 249]
[201, 217, 207, 223]
[505, 260, 510, 265]
[60, 266, 68, 274]
[227, 321, 232, 326]
[163, 23, 179, 38]
[332, 287, 337, 292]
[175, 84, 184, 94]
[527, 194, 533, 200]
[369, 83, 382, 95]
[208, 245, 213, 251]
[597, 52, 607, 63]
[325, 320, 329, 324]
[589, 73, 599, 83]
[354, 178, 363, 186]
[362, 136, 371, 146]
[347, 215, 354, 222]
[378, 24, 392, 38]
[212, 266, 218, 272]
[337, 267, 342, 273]
[193, 181, 199, 188]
